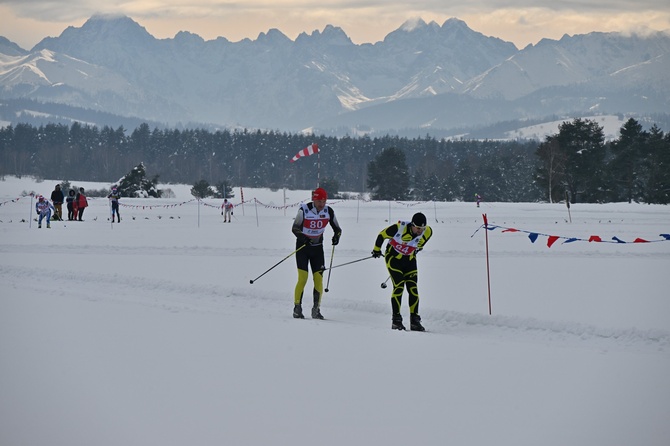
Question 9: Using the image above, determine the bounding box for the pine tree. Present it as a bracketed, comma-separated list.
[191, 180, 215, 199]
[644, 125, 670, 204]
[609, 118, 647, 203]
[117, 163, 162, 198]
[554, 118, 606, 203]
[213, 181, 235, 199]
[367, 147, 410, 201]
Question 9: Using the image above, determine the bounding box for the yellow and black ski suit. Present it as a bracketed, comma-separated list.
[291, 202, 342, 308]
[373, 221, 432, 317]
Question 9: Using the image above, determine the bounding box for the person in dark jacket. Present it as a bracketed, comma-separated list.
[291, 187, 342, 320]
[50, 184, 64, 221]
[66, 189, 76, 220]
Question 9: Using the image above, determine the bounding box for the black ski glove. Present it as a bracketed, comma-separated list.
[332, 233, 340, 246]
[298, 234, 311, 246]
[371, 249, 382, 258]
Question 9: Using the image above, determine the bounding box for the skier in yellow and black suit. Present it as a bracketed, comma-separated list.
[372, 212, 432, 331]
[291, 187, 342, 320]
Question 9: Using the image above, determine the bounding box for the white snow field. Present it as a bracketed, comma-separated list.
[1, 176, 669, 446]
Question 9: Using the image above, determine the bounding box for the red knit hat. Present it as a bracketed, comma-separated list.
[312, 187, 328, 201]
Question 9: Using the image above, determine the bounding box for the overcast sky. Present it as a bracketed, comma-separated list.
[1, 0, 669, 50]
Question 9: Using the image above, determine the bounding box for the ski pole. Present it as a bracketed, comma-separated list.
[324, 245, 335, 292]
[326, 255, 373, 271]
[380, 276, 391, 289]
[483, 213, 492, 315]
[250, 244, 306, 284]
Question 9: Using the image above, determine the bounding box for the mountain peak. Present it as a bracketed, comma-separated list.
[173, 30, 205, 44]
[0, 36, 27, 56]
[256, 28, 290, 44]
[83, 14, 145, 31]
[296, 25, 352, 45]
[75, 14, 154, 44]
[399, 18, 428, 32]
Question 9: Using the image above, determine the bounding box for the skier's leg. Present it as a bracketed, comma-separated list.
[309, 250, 325, 318]
[294, 269, 308, 305]
[293, 248, 310, 318]
[387, 257, 405, 328]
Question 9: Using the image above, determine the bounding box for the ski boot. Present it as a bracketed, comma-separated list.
[293, 304, 304, 319]
[391, 314, 406, 330]
[311, 306, 324, 320]
[410, 313, 425, 331]
[47, 222, 51, 228]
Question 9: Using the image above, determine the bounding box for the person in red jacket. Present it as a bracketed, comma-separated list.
[75, 187, 88, 221]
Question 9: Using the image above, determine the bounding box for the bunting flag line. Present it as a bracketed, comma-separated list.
[0, 195, 31, 206]
[119, 198, 197, 210]
[471, 221, 670, 247]
[290, 143, 319, 163]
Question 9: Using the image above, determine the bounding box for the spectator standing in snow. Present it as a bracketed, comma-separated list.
[475, 193, 482, 208]
[108, 186, 121, 223]
[67, 189, 76, 220]
[221, 198, 234, 223]
[291, 187, 342, 320]
[372, 212, 432, 331]
[50, 184, 64, 221]
[35, 195, 55, 229]
[75, 187, 88, 221]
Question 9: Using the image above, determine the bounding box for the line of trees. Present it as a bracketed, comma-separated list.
[535, 118, 670, 203]
[1, 118, 668, 203]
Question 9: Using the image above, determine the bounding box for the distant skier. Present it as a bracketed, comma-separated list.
[108, 186, 121, 222]
[221, 198, 234, 223]
[372, 212, 432, 331]
[475, 193, 482, 208]
[35, 195, 55, 228]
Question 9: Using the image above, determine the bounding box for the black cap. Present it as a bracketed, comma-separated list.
[411, 212, 427, 228]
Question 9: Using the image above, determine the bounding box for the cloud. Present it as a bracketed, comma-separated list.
[4, 0, 670, 22]
[1, 0, 668, 50]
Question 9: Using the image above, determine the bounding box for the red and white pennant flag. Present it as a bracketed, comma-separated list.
[290, 143, 319, 163]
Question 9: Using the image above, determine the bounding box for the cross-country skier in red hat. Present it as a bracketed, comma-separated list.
[291, 187, 342, 320]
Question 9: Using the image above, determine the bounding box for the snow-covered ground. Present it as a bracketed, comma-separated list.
[1, 176, 669, 446]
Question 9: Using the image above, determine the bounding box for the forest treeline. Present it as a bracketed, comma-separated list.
[1, 118, 668, 203]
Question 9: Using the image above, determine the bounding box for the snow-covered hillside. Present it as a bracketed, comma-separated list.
[505, 114, 628, 141]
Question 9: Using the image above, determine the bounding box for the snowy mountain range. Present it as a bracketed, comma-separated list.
[1, 15, 669, 136]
